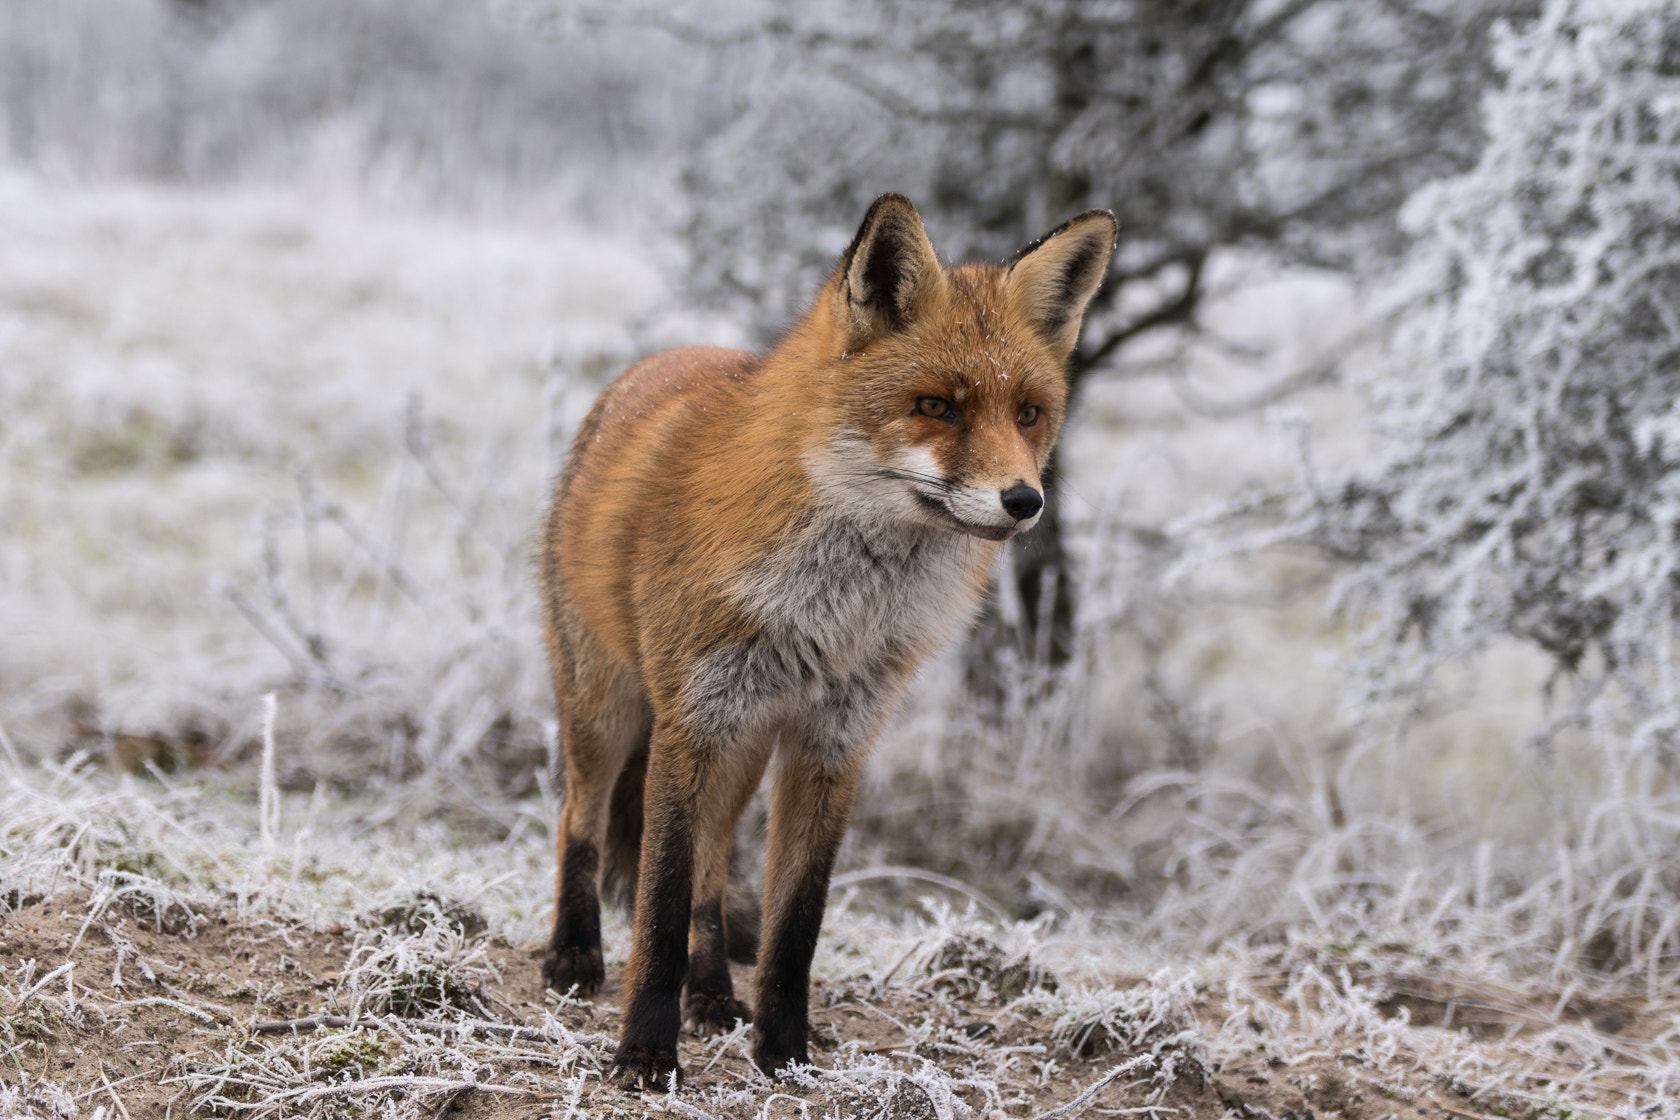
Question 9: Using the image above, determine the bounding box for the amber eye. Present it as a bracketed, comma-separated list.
[1018, 405, 1040, 427]
[916, 397, 952, 419]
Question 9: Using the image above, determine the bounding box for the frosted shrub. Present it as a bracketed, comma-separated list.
[1269, 0, 1680, 985]
[1322, 0, 1680, 703]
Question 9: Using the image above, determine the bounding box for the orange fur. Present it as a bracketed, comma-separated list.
[538, 195, 1116, 1086]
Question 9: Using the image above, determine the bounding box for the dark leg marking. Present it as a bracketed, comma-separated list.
[683, 895, 751, 1035]
[544, 838, 604, 995]
[611, 779, 694, 1088]
[751, 864, 833, 1074]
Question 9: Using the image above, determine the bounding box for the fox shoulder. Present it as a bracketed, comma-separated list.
[566, 346, 760, 473]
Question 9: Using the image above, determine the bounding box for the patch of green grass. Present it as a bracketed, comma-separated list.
[316, 1029, 386, 1077]
[1, 1002, 62, 1048]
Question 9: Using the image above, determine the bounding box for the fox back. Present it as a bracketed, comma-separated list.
[539, 194, 1116, 1086]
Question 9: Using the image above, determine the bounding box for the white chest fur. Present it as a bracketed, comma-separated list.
[676, 508, 987, 751]
[732, 512, 985, 677]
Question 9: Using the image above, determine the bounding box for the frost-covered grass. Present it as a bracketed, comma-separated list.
[0, 165, 663, 813]
[5, 755, 1680, 1118]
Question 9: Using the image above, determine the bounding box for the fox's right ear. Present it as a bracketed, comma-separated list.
[837, 194, 944, 345]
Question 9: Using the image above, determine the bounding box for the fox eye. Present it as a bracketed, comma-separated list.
[916, 397, 953, 419]
[1018, 405, 1040, 427]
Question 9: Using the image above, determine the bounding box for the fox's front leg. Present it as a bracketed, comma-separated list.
[684, 735, 773, 1036]
[751, 747, 864, 1076]
[611, 721, 716, 1089]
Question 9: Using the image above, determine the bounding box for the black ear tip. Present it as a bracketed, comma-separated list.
[1007, 208, 1119, 267]
[864, 195, 926, 237]
[846, 194, 921, 258]
[1073, 209, 1119, 246]
[867, 192, 917, 214]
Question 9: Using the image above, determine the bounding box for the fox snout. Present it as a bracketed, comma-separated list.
[1000, 484, 1043, 522]
[931, 477, 1046, 540]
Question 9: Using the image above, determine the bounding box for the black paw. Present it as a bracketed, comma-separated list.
[683, 989, 752, 1036]
[611, 1044, 682, 1090]
[541, 942, 604, 997]
[750, 1038, 810, 1078]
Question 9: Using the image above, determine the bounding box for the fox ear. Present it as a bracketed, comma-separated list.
[1005, 210, 1118, 357]
[839, 194, 944, 343]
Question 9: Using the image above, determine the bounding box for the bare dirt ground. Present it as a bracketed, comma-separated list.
[2, 885, 1656, 1120]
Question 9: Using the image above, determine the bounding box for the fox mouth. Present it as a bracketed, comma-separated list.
[911, 492, 1019, 541]
[869, 466, 1023, 540]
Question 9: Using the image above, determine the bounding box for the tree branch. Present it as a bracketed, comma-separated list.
[1075, 249, 1207, 376]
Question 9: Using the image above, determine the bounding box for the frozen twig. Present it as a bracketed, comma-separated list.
[14, 962, 74, 1006]
[107, 996, 228, 1025]
[259, 693, 279, 857]
[186, 1074, 564, 1111]
[830, 867, 1010, 922]
[0, 715, 21, 770]
[1028, 1054, 1152, 1120]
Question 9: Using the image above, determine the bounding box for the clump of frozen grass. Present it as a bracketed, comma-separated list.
[1201, 940, 1680, 1116]
[818, 897, 1069, 1002]
[0, 1078, 79, 1120]
[1008, 970, 1202, 1069]
[1214, 956, 1405, 1068]
[333, 900, 501, 1020]
[0, 756, 221, 922]
[775, 1052, 1014, 1120]
[920, 929, 1059, 1001]
[0, 745, 555, 943]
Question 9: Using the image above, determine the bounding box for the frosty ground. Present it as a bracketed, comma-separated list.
[1, 168, 1672, 1117]
[2, 761, 1666, 1120]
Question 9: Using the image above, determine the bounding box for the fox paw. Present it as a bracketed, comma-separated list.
[683, 990, 752, 1036]
[751, 1041, 811, 1079]
[751, 1016, 812, 1079]
[611, 1045, 682, 1090]
[541, 943, 604, 997]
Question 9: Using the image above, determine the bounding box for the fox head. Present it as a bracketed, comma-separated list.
[800, 194, 1117, 542]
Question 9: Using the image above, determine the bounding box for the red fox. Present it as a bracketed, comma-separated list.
[538, 194, 1116, 1086]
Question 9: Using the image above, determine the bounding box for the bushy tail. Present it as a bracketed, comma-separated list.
[599, 744, 761, 965]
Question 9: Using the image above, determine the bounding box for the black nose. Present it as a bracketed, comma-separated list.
[1000, 485, 1043, 521]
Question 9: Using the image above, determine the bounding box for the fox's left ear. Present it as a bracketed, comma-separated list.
[1005, 210, 1118, 357]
